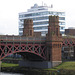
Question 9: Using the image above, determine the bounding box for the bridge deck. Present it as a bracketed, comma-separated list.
[0, 35, 46, 42]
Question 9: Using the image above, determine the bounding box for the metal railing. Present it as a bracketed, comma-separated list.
[0, 36, 46, 41]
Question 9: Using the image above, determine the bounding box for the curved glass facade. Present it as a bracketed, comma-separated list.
[19, 4, 65, 36]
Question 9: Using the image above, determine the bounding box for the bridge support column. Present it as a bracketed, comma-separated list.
[46, 16, 63, 67]
[46, 42, 62, 67]
[51, 61, 62, 67]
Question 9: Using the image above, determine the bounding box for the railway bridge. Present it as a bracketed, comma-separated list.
[0, 16, 74, 68]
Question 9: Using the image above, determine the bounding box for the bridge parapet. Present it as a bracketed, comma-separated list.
[0, 35, 46, 42]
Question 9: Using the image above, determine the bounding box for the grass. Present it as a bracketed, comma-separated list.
[55, 61, 75, 70]
[45, 61, 75, 71]
[1, 63, 19, 67]
[1, 61, 75, 70]
[1, 62, 75, 75]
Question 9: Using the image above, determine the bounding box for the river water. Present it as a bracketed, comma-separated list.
[0, 72, 24, 75]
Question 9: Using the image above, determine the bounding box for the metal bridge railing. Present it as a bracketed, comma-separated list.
[0, 36, 46, 41]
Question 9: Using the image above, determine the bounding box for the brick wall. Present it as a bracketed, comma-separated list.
[46, 16, 62, 62]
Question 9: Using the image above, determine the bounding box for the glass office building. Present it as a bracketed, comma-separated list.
[19, 4, 65, 36]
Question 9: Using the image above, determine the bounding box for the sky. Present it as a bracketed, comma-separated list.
[0, 0, 75, 35]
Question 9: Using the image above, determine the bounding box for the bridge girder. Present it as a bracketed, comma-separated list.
[0, 43, 46, 60]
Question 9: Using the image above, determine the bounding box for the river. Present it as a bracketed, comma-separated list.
[0, 72, 24, 75]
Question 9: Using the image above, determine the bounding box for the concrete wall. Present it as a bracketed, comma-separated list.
[19, 60, 52, 68]
[52, 61, 62, 67]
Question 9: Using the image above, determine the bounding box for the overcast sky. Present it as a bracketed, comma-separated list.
[0, 0, 75, 35]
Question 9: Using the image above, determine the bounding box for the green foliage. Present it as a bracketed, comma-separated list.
[1, 62, 75, 75]
[55, 62, 75, 70]
[1, 63, 19, 67]
[45, 61, 75, 71]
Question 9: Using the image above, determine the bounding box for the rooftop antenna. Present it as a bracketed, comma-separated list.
[51, 4, 53, 8]
[44, 3, 47, 6]
[42, 1, 44, 6]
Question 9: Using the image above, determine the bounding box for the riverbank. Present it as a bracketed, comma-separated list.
[0, 72, 23, 75]
[1, 61, 75, 75]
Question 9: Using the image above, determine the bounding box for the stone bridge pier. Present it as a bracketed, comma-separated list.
[19, 16, 62, 68]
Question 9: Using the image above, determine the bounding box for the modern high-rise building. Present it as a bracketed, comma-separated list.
[19, 4, 65, 36]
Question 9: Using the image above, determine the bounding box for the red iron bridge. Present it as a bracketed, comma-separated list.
[0, 35, 75, 61]
[0, 36, 46, 61]
[0, 16, 75, 68]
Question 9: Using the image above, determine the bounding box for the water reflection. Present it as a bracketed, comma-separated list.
[0, 72, 23, 75]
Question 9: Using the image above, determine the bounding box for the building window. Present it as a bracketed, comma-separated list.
[34, 26, 48, 30]
[33, 21, 48, 25]
[24, 14, 32, 17]
[19, 15, 23, 18]
[59, 17, 65, 20]
[33, 16, 48, 21]
[61, 27, 65, 30]
[60, 32, 64, 34]
[19, 33, 23, 35]
[19, 28, 23, 31]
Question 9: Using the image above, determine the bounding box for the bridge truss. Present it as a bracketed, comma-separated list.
[0, 36, 47, 60]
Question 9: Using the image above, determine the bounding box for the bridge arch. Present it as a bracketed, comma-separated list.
[0, 43, 46, 60]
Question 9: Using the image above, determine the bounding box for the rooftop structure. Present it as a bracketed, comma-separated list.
[65, 28, 75, 36]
